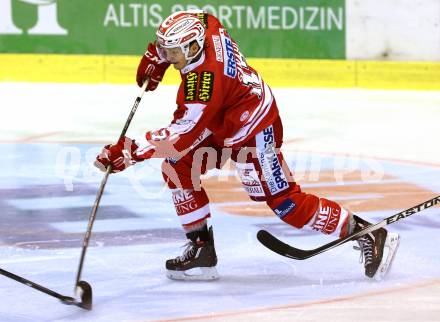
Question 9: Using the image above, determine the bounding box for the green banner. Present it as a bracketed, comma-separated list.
[0, 0, 345, 58]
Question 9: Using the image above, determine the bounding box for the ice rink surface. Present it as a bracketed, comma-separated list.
[0, 83, 439, 321]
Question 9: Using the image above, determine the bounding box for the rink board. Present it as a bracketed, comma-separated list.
[1, 53, 440, 90]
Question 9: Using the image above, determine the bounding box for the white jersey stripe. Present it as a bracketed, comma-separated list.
[178, 204, 211, 225]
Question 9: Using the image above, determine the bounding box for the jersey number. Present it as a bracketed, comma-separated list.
[236, 52, 263, 98]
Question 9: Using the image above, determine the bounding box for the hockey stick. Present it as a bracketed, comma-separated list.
[0, 82, 149, 310]
[0, 268, 90, 309]
[257, 195, 440, 260]
[73, 80, 149, 310]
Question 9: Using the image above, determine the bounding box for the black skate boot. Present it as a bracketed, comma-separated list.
[352, 215, 400, 280]
[166, 226, 218, 281]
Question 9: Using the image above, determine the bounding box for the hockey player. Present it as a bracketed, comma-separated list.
[95, 11, 399, 281]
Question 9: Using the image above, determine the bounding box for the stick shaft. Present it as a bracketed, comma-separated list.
[258, 195, 440, 260]
[75, 81, 148, 285]
[307, 195, 440, 258]
[0, 268, 66, 300]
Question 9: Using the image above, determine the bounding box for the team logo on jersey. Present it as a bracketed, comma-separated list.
[236, 163, 265, 199]
[212, 35, 223, 62]
[273, 199, 296, 219]
[198, 71, 214, 102]
[184, 72, 198, 101]
[256, 125, 289, 195]
[219, 28, 236, 78]
[240, 110, 250, 122]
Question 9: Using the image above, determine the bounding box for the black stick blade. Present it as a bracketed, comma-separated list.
[257, 230, 311, 260]
[76, 281, 93, 310]
[59, 296, 83, 307]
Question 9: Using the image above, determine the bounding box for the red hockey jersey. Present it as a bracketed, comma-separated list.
[136, 13, 279, 160]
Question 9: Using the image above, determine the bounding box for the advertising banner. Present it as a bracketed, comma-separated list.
[0, 0, 345, 58]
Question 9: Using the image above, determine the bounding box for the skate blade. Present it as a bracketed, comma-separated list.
[374, 233, 400, 281]
[166, 267, 219, 281]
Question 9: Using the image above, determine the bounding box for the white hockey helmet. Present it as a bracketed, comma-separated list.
[156, 11, 206, 61]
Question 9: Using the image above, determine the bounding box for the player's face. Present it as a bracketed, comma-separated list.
[162, 47, 187, 70]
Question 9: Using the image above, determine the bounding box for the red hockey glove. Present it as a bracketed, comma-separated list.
[94, 136, 142, 173]
[136, 42, 170, 91]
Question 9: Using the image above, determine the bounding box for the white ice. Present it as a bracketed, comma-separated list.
[0, 83, 439, 322]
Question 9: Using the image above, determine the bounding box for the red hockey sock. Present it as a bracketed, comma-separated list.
[307, 198, 350, 237]
[171, 188, 211, 229]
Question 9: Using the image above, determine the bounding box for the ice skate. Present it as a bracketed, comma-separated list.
[166, 226, 219, 281]
[352, 215, 400, 280]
